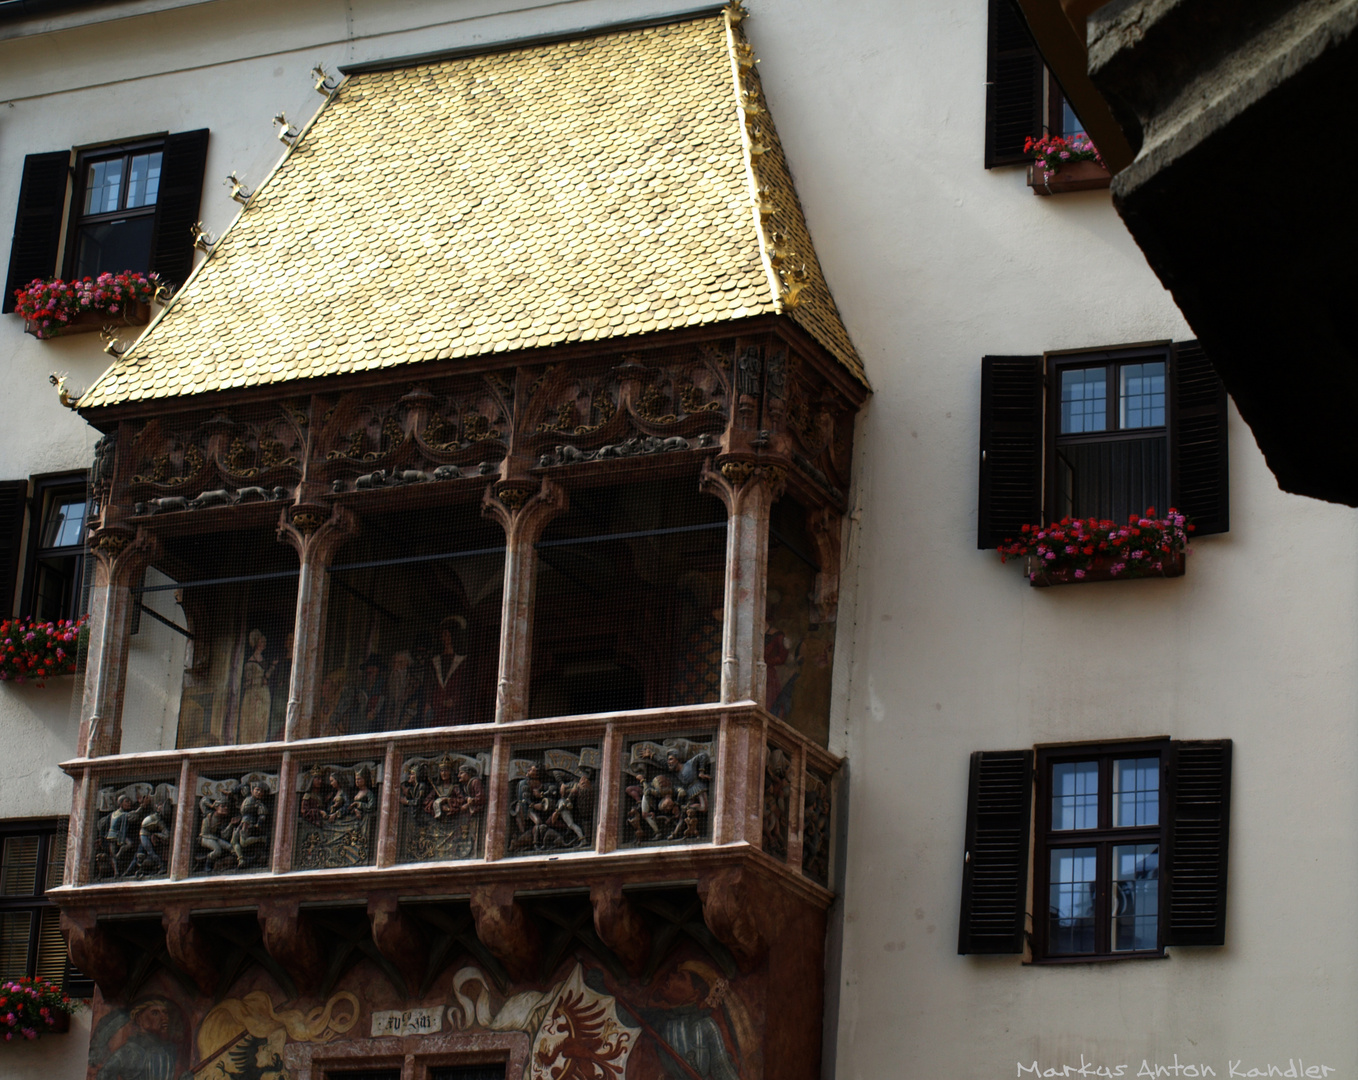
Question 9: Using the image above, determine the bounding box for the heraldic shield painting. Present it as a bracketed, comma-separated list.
[84, 929, 763, 1080]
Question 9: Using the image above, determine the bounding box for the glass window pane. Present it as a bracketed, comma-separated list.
[74, 215, 157, 278]
[83, 157, 125, 214]
[41, 497, 86, 549]
[126, 151, 162, 209]
[1048, 847, 1097, 954]
[1112, 843, 1159, 951]
[1051, 761, 1098, 830]
[1120, 361, 1166, 429]
[1060, 368, 1107, 434]
[1113, 756, 1160, 827]
[1062, 99, 1086, 139]
[1, 836, 39, 895]
[0, 911, 32, 979]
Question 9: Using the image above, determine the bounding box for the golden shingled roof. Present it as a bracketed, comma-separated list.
[80, 11, 864, 409]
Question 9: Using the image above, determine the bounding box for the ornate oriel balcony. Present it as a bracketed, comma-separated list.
[55, 10, 869, 1077]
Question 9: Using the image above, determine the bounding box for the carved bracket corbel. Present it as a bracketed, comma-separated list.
[61, 909, 129, 1001]
[469, 884, 541, 983]
[367, 892, 425, 997]
[257, 899, 325, 995]
[162, 904, 219, 996]
[590, 881, 651, 979]
[698, 866, 788, 972]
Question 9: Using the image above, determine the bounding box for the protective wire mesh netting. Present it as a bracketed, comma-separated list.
[764, 496, 835, 745]
[529, 475, 727, 719]
[322, 502, 504, 732]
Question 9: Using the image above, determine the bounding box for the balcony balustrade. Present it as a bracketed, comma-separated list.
[56, 701, 838, 911]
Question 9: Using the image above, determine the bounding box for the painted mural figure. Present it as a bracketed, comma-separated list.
[237, 629, 273, 744]
[90, 997, 192, 1080]
[266, 632, 294, 741]
[383, 648, 422, 729]
[632, 966, 743, 1080]
[425, 616, 469, 725]
[328, 655, 386, 735]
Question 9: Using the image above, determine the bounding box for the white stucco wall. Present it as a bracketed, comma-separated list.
[741, 1, 1358, 1077]
[0, 1, 1350, 1079]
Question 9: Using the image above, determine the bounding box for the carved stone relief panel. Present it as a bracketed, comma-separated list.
[397, 750, 492, 863]
[294, 759, 383, 870]
[192, 770, 279, 875]
[803, 768, 832, 887]
[89, 778, 178, 882]
[621, 734, 716, 848]
[762, 743, 792, 861]
[505, 746, 601, 855]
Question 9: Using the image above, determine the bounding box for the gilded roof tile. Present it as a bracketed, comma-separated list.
[81, 13, 864, 409]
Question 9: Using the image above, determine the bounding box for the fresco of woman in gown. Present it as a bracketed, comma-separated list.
[236, 629, 273, 744]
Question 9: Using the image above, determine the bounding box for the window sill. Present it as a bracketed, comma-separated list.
[1028, 160, 1111, 195]
[21, 301, 150, 339]
[1027, 550, 1185, 587]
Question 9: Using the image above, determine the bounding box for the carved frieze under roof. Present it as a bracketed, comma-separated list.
[91, 331, 860, 539]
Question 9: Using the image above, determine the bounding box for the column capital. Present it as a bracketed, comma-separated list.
[276, 503, 358, 562]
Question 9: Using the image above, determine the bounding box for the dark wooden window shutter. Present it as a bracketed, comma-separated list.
[3, 151, 71, 314]
[978, 355, 1044, 549]
[0, 481, 30, 618]
[985, 0, 1044, 168]
[150, 128, 210, 288]
[1170, 341, 1229, 536]
[1164, 739, 1232, 947]
[958, 749, 1034, 954]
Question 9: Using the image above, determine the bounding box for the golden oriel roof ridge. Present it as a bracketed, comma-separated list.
[80, 11, 864, 410]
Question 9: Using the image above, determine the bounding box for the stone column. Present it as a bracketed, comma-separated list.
[482, 478, 567, 723]
[276, 505, 357, 740]
[79, 529, 158, 758]
[701, 459, 785, 706]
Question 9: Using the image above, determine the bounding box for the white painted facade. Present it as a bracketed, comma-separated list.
[0, 1, 1348, 1078]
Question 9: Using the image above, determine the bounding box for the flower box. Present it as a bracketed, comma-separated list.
[1028, 159, 1111, 195]
[997, 510, 1192, 588]
[1028, 549, 1185, 587]
[0, 617, 87, 686]
[11, 272, 158, 340]
[23, 301, 150, 339]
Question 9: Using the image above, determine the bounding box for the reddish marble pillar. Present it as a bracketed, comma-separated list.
[79, 530, 158, 757]
[482, 478, 567, 723]
[276, 505, 357, 740]
[700, 459, 784, 707]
